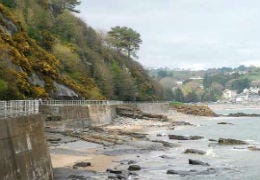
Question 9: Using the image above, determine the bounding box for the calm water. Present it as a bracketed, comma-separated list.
[136, 108, 260, 180]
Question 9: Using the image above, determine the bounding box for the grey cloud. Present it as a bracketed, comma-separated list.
[77, 0, 260, 69]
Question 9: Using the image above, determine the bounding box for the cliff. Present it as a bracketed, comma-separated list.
[0, 0, 163, 100]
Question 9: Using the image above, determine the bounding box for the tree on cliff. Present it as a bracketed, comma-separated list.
[51, 0, 81, 15]
[107, 26, 142, 58]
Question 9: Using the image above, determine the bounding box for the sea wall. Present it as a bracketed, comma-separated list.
[87, 105, 117, 126]
[0, 115, 53, 180]
[40, 103, 169, 128]
[136, 103, 169, 114]
[40, 105, 116, 127]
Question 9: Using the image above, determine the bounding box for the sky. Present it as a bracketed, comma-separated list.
[77, 0, 260, 70]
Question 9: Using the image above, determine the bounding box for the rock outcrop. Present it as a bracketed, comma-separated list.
[227, 113, 260, 117]
[168, 135, 203, 140]
[170, 104, 217, 117]
[116, 105, 168, 121]
[218, 138, 248, 145]
[189, 159, 210, 166]
[184, 149, 206, 155]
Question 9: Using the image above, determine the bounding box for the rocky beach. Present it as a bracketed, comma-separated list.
[46, 104, 260, 180]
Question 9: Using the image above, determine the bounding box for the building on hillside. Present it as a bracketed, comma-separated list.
[176, 81, 183, 86]
[235, 94, 249, 103]
[223, 89, 237, 99]
[189, 76, 203, 80]
[243, 87, 260, 95]
[235, 94, 260, 103]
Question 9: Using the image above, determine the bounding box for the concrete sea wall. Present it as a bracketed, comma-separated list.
[87, 105, 117, 126]
[0, 115, 53, 180]
[136, 103, 169, 114]
[40, 104, 117, 127]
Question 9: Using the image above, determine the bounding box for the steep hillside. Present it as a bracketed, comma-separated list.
[0, 0, 163, 100]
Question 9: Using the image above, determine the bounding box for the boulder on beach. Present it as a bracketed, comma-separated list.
[168, 135, 203, 140]
[189, 159, 210, 166]
[107, 169, 123, 174]
[184, 149, 206, 155]
[167, 168, 216, 176]
[128, 165, 141, 171]
[218, 138, 248, 145]
[73, 162, 91, 169]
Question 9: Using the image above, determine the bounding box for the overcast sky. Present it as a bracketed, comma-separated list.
[77, 0, 260, 70]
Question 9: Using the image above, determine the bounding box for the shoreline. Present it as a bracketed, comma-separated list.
[47, 109, 201, 179]
[47, 105, 260, 179]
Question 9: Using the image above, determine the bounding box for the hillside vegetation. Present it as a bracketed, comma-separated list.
[150, 66, 260, 102]
[0, 0, 162, 100]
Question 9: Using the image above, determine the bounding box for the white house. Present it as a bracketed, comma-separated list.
[223, 89, 237, 99]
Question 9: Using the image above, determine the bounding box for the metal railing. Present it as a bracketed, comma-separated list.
[0, 99, 169, 118]
[40, 100, 124, 106]
[0, 100, 39, 119]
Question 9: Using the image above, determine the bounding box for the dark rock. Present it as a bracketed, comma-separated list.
[47, 138, 61, 142]
[190, 136, 204, 140]
[128, 172, 138, 176]
[248, 146, 260, 151]
[119, 160, 137, 165]
[128, 165, 141, 171]
[168, 135, 189, 140]
[167, 169, 197, 176]
[152, 140, 178, 148]
[218, 122, 233, 125]
[107, 169, 123, 174]
[189, 159, 209, 166]
[209, 139, 217, 142]
[218, 138, 248, 145]
[167, 170, 181, 175]
[172, 121, 193, 126]
[227, 112, 260, 117]
[73, 162, 91, 169]
[68, 175, 87, 180]
[167, 168, 216, 176]
[168, 135, 203, 140]
[184, 149, 206, 155]
[108, 174, 127, 179]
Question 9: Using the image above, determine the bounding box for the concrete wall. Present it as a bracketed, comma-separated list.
[87, 105, 117, 126]
[0, 115, 53, 180]
[40, 105, 117, 127]
[40, 103, 169, 128]
[136, 103, 169, 114]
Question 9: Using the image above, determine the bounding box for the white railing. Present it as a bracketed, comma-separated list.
[40, 100, 124, 106]
[0, 100, 39, 119]
[0, 100, 169, 118]
[40, 100, 169, 106]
